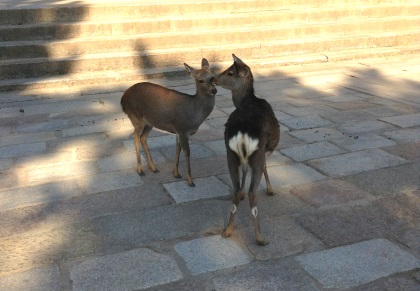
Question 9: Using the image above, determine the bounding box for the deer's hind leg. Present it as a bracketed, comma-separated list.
[222, 150, 242, 238]
[132, 119, 147, 176]
[249, 151, 269, 246]
[140, 124, 159, 173]
[263, 162, 274, 196]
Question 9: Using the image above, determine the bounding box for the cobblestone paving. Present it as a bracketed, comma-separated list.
[0, 55, 419, 290]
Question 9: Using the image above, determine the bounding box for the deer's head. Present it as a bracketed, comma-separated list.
[184, 58, 217, 96]
[210, 54, 254, 92]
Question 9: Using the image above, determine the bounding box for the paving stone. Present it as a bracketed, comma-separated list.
[277, 132, 306, 149]
[352, 276, 420, 291]
[296, 192, 420, 247]
[363, 105, 417, 118]
[265, 151, 292, 166]
[0, 158, 13, 171]
[0, 180, 82, 212]
[397, 228, 420, 254]
[343, 162, 420, 196]
[288, 127, 344, 143]
[218, 181, 305, 219]
[161, 143, 215, 161]
[290, 179, 372, 208]
[97, 151, 167, 173]
[0, 266, 62, 291]
[70, 248, 183, 291]
[75, 141, 126, 161]
[0, 125, 11, 136]
[0, 113, 49, 127]
[380, 113, 420, 128]
[0, 132, 56, 147]
[203, 139, 226, 156]
[0, 172, 19, 191]
[382, 141, 420, 161]
[281, 141, 346, 161]
[326, 100, 377, 110]
[308, 149, 407, 177]
[384, 128, 420, 143]
[15, 118, 71, 133]
[280, 105, 337, 118]
[95, 200, 236, 250]
[206, 116, 228, 129]
[322, 94, 364, 102]
[62, 122, 122, 137]
[0, 222, 101, 275]
[122, 135, 176, 152]
[213, 258, 320, 291]
[145, 277, 214, 291]
[320, 109, 374, 122]
[164, 176, 230, 203]
[80, 170, 144, 195]
[174, 235, 250, 275]
[47, 133, 108, 152]
[26, 160, 98, 186]
[15, 151, 74, 169]
[338, 120, 395, 134]
[296, 239, 420, 289]
[332, 134, 396, 151]
[237, 217, 324, 260]
[265, 163, 326, 188]
[0, 142, 46, 158]
[274, 110, 293, 121]
[281, 114, 331, 130]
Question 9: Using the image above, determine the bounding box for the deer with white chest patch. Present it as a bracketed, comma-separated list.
[211, 55, 280, 245]
[121, 59, 217, 187]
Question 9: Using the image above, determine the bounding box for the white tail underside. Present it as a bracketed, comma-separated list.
[228, 132, 259, 165]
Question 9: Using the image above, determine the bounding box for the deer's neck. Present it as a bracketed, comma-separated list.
[232, 84, 255, 108]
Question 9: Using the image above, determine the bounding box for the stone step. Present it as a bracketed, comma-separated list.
[2, 0, 417, 25]
[0, 30, 418, 80]
[1, 4, 418, 41]
[1, 16, 419, 61]
[0, 45, 418, 93]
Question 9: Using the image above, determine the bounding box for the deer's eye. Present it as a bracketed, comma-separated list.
[227, 72, 233, 76]
[199, 79, 205, 83]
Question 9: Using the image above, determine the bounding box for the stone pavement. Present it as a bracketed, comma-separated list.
[0, 55, 420, 290]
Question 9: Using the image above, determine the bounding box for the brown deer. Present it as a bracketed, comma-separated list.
[120, 58, 217, 187]
[211, 55, 280, 245]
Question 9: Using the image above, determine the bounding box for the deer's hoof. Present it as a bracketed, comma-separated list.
[188, 181, 196, 187]
[137, 170, 145, 176]
[221, 230, 231, 238]
[256, 239, 270, 246]
[267, 190, 275, 196]
[152, 168, 160, 173]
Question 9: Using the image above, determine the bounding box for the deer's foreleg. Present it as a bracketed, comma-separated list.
[178, 134, 195, 187]
[173, 135, 182, 179]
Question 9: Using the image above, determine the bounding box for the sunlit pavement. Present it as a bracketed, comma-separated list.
[0, 55, 419, 290]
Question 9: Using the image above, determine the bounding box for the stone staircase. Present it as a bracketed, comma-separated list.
[0, 0, 419, 92]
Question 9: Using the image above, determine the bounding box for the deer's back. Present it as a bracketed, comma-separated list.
[121, 82, 214, 134]
[225, 97, 280, 152]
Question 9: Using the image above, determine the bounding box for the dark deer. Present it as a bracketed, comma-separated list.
[121, 59, 217, 187]
[211, 55, 280, 245]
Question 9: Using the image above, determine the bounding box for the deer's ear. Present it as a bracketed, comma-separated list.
[233, 61, 249, 77]
[232, 54, 245, 65]
[201, 58, 210, 69]
[184, 63, 195, 75]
